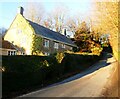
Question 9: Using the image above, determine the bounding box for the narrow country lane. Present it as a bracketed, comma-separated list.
[19, 53, 118, 97]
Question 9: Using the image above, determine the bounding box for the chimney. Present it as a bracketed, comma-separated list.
[17, 6, 24, 15]
[62, 29, 67, 36]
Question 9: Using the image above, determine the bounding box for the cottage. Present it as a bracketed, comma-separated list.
[0, 37, 24, 55]
[4, 7, 76, 55]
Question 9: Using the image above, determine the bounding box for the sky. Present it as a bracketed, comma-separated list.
[0, 0, 95, 29]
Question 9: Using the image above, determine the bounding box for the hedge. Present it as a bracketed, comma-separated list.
[62, 53, 102, 73]
[2, 52, 102, 98]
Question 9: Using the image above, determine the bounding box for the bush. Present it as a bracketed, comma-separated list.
[61, 53, 101, 73]
[2, 55, 59, 97]
[91, 47, 103, 55]
[2, 52, 102, 97]
[2, 55, 57, 73]
[55, 52, 65, 63]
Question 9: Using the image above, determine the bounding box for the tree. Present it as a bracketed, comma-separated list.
[52, 6, 67, 33]
[43, 14, 54, 30]
[24, 2, 45, 25]
[73, 20, 102, 54]
[0, 27, 7, 35]
[93, 1, 118, 59]
[74, 21, 90, 40]
[65, 16, 81, 34]
[73, 21, 90, 52]
[43, 5, 68, 33]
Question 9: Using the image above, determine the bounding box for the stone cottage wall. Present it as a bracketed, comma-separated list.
[4, 14, 35, 55]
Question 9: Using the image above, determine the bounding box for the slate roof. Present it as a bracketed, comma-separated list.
[0, 40, 16, 50]
[0, 39, 24, 52]
[27, 20, 76, 47]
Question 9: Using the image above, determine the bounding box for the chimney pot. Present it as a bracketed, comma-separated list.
[62, 29, 67, 36]
[17, 6, 24, 15]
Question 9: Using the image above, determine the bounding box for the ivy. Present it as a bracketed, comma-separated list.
[55, 52, 65, 63]
[32, 34, 43, 55]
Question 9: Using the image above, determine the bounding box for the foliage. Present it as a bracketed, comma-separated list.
[94, 1, 118, 60]
[73, 20, 104, 55]
[0, 27, 7, 34]
[32, 34, 43, 55]
[41, 60, 49, 67]
[102, 45, 113, 53]
[74, 21, 90, 40]
[24, 2, 45, 24]
[65, 16, 81, 34]
[2, 53, 102, 74]
[55, 52, 65, 63]
[91, 47, 103, 55]
[3, 55, 47, 72]
[2, 52, 103, 97]
[61, 53, 102, 73]
[43, 5, 67, 33]
[75, 38, 102, 55]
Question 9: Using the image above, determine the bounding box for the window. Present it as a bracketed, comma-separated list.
[70, 47, 73, 50]
[43, 39, 49, 48]
[54, 42, 59, 49]
[13, 51, 16, 55]
[11, 51, 14, 55]
[8, 51, 10, 55]
[11, 51, 13, 55]
[8, 51, 16, 55]
[62, 44, 65, 48]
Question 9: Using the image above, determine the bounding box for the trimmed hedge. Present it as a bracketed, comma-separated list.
[2, 53, 102, 97]
[62, 53, 101, 73]
[2, 55, 57, 73]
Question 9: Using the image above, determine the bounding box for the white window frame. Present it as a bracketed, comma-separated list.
[11, 51, 13, 55]
[13, 51, 16, 55]
[62, 44, 65, 48]
[8, 51, 16, 55]
[8, 51, 11, 55]
[43, 39, 49, 48]
[54, 42, 59, 49]
[70, 47, 73, 50]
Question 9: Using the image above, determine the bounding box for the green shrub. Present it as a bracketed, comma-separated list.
[61, 53, 101, 73]
[2, 55, 57, 73]
[91, 47, 103, 55]
[2, 52, 102, 97]
[55, 52, 65, 63]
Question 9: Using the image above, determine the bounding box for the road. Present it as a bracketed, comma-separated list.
[19, 53, 118, 97]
